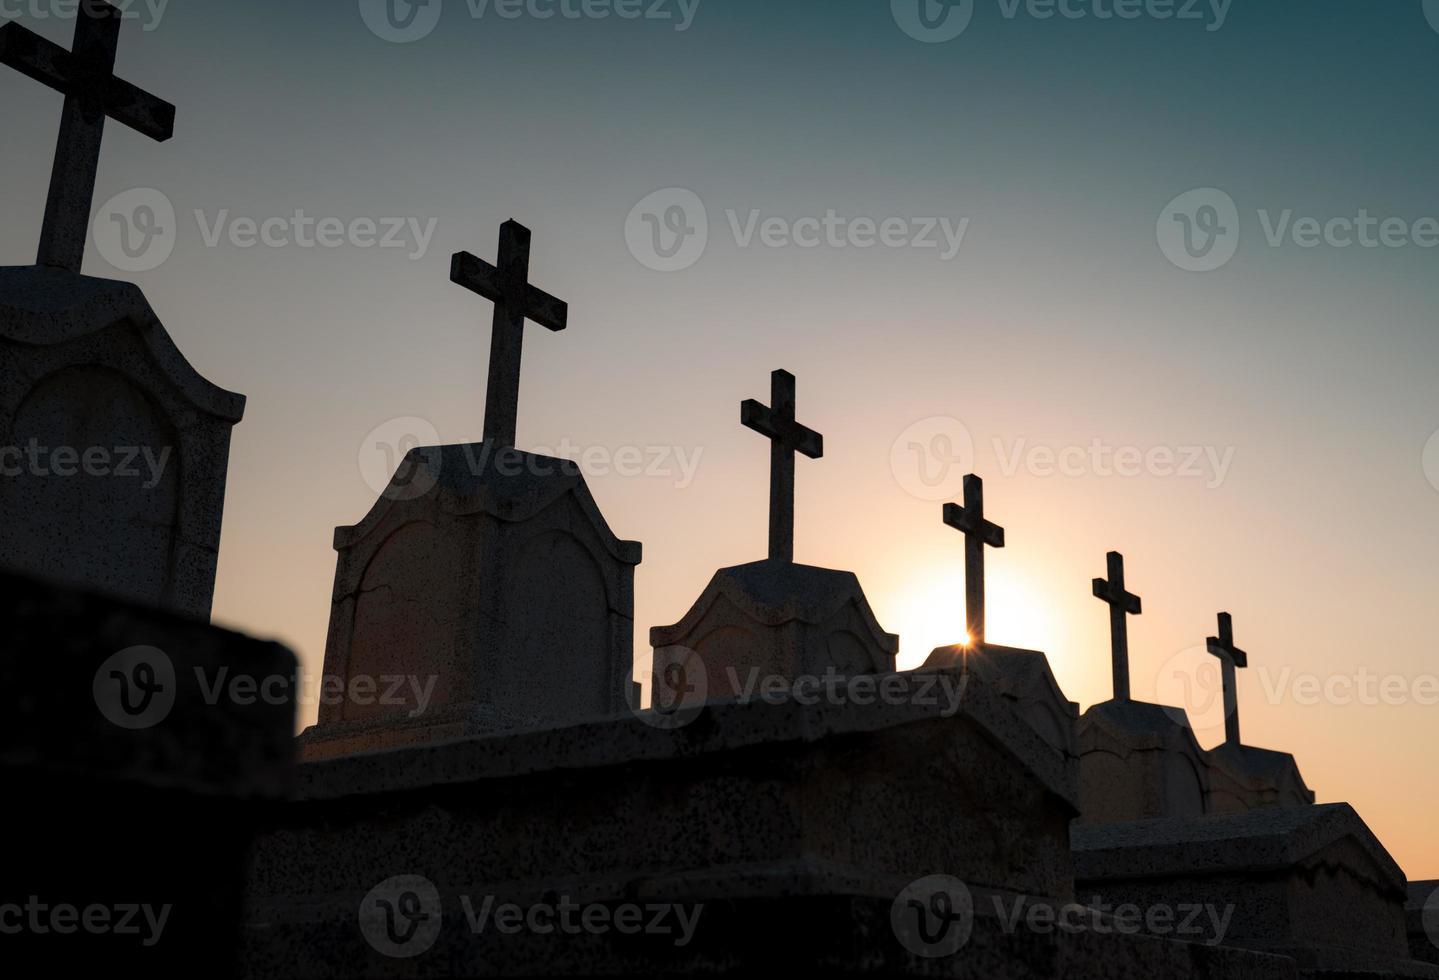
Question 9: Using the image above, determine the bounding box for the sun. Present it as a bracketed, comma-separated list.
[885, 563, 1057, 671]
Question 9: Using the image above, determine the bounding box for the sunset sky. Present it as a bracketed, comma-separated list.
[3, 0, 1437, 875]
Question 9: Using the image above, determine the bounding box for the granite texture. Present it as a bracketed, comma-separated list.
[0, 265, 245, 620]
[1077, 699, 1212, 824]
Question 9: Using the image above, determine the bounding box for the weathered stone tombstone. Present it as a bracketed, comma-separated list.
[922, 475, 1079, 764]
[1201, 612, 1314, 811]
[299, 222, 641, 759]
[651, 370, 897, 701]
[0, 2, 244, 620]
[1076, 552, 1211, 823]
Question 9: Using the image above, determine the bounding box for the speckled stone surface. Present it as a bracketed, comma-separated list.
[1077, 699, 1212, 824]
[1073, 805, 1437, 978]
[1410, 881, 1439, 966]
[649, 557, 899, 700]
[1, 568, 295, 976]
[1205, 741, 1316, 812]
[0, 265, 245, 621]
[243, 667, 1097, 976]
[300, 442, 641, 760]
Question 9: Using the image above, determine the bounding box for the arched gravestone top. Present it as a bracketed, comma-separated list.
[334, 442, 641, 563]
[1207, 740, 1316, 808]
[924, 642, 1079, 762]
[0, 266, 246, 422]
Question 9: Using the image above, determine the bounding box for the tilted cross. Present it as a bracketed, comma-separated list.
[943, 474, 1005, 647]
[741, 369, 823, 563]
[1092, 551, 1142, 702]
[1, 0, 175, 272]
[451, 220, 569, 448]
[1206, 611, 1248, 746]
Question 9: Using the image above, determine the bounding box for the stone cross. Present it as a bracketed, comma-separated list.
[741, 369, 823, 564]
[1206, 611, 1248, 746]
[1, 0, 175, 272]
[1092, 551, 1142, 702]
[943, 474, 1005, 646]
[451, 220, 569, 448]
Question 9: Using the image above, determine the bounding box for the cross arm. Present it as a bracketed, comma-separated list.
[450, 250, 501, 300]
[1092, 579, 1142, 614]
[741, 401, 823, 457]
[0, 23, 174, 141]
[943, 503, 1005, 547]
[1207, 638, 1248, 668]
[522, 284, 568, 332]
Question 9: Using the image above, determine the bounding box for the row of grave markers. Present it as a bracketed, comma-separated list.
[6, 0, 1263, 746]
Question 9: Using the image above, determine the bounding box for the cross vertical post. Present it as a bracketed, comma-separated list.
[450, 220, 569, 448]
[943, 474, 1005, 647]
[1, 0, 176, 272]
[741, 369, 823, 563]
[1206, 611, 1248, 746]
[1092, 551, 1143, 701]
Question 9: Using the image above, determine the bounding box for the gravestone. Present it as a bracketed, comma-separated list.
[299, 222, 641, 759]
[1076, 552, 1211, 822]
[0, 3, 244, 620]
[650, 370, 897, 702]
[1074, 804, 1437, 978]
[1200, 613, 1315, 811]
[924, 477, 1079, 767]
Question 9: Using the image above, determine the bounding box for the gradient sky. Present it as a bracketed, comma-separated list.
[3, 0, 1437, 875]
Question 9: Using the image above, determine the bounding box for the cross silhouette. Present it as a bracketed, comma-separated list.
[450, 221, 569, 448]
[741, 369, 823, 563]
[1206, 611, 1248, 746]
[1, 0, 175, 272]
[1092, 551, 1142, 702]
[943, 474, 1005, 646]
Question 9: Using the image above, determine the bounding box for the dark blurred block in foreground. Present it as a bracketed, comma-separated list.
[0, 569, 295, 976]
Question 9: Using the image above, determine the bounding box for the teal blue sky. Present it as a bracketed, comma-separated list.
[3, 1, 1439, 873]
